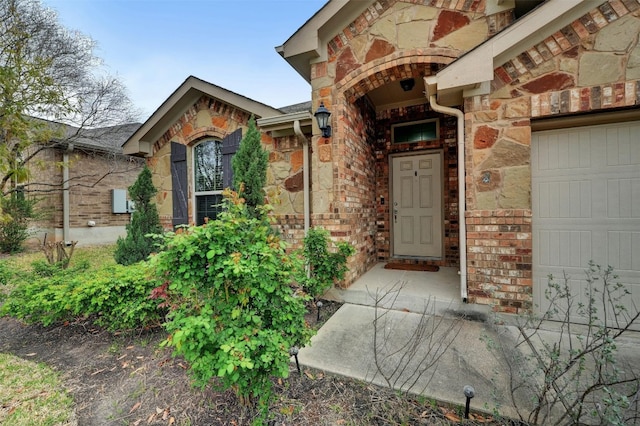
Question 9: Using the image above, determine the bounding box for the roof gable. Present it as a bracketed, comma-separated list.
[277, 0, 374, 82]
[123, 76, 283, 156]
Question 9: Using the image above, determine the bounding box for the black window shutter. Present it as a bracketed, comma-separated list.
[171, 142, 188, 227]
[221, 128, 242, 189]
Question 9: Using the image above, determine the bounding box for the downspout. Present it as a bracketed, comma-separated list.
[293, 120, 310, 235]
[424, 79, 468, 301]
[63, 143, 74, 243]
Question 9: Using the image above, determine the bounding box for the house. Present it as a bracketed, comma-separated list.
[123, 0, 640, 321]
[27, 122, 144, 247]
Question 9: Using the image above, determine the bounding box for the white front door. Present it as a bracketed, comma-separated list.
[392, 152, 442, 258]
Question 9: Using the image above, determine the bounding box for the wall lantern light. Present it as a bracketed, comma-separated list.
[314, 101, 332, 138]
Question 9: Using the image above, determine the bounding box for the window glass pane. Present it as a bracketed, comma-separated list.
[196, 194, 223, 225]
[393, 120, 438, 144]
[194, 140, 223, 192]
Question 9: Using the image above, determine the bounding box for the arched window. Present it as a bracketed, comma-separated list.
[193, 139, 224, 225]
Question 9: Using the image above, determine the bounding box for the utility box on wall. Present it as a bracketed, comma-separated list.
[112, 189, 129, 214]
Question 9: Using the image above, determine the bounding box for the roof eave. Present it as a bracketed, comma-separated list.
[257, 111, 313, 137]
[277, 0, 374, 83]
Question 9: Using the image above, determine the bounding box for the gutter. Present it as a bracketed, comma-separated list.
[63, 143, 74, 243]
[293, 120, 310, 235]
[424, 77, 468, 301]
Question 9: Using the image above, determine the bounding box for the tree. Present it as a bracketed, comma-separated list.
[232, 116, 268, 215]
[0, 0, 139, 198]
[114, 166, 163, 265]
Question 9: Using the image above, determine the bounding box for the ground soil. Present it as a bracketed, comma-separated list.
[0, 300, 508, 425]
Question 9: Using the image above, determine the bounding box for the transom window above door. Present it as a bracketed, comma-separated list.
[392, 119, 439, 144]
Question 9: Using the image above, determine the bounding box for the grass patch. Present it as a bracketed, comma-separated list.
[3, 244, 117, 274]
[0, 353, 74, 425]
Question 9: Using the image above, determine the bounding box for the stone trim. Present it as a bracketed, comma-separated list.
[154, 95, 251, 155]
[493, 0, 637, 89]
[326, 0, 506, 59]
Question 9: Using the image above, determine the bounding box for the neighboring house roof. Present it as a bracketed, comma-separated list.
[27, 116, 140, 155]
[64, 122, 142, 154]
[123, 75, 284, 157]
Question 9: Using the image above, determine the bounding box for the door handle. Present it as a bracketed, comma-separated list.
[394, 209, 398, 224]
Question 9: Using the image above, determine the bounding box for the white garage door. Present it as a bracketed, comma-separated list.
[532, 121, 640, 330]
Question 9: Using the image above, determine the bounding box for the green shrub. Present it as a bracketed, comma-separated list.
[0, 193, 38, 253]
[298, 227, 355, 298]
[149, 189, 313, 414]
[1, 262, 163, 331]
[114, 166, 163, 265]
[0, 259, 11, 285]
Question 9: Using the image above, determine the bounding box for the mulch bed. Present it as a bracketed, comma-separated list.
[0, 298, 519, 425]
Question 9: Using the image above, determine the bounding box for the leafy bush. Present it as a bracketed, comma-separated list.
[114, 166, 163, 265]
[298, 227, 355, 298]
[0, 193, 38, 253]
[1, 261, 163, 331]
[149, 189, 313, 413]
[0, 259, 12, 285]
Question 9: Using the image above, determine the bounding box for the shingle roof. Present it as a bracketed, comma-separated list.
[65, 122, 141, 153]
[278, 101, 312, 114]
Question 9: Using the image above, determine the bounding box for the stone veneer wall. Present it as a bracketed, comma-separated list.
[464, 0, 640, 313]
[307, 0, 513, 284]
[267, 134, 308, 250]
[144, 93, 314, 252]
[147, 96, 251, 229]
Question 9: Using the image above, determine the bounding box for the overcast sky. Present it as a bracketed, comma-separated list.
[44, 0, 327, 120]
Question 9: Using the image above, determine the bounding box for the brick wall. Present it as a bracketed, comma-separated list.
[465, 209, 532, 313]
[27, 146, 143, 245]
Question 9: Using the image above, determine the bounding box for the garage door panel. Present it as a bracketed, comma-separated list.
[608, 231, 640, 271]
[606, 178, 640, 218]
[534, 180, 592, 218]
[533, 121, 640, 330]
[606, 125, 640, 166]
[537, 229, 592, 268]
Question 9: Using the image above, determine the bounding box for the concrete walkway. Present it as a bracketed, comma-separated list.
[298, 263, 640, 422]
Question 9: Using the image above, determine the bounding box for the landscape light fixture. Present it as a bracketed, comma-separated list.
[463, 385, 475, 419]
[314, 101, 332, 138]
